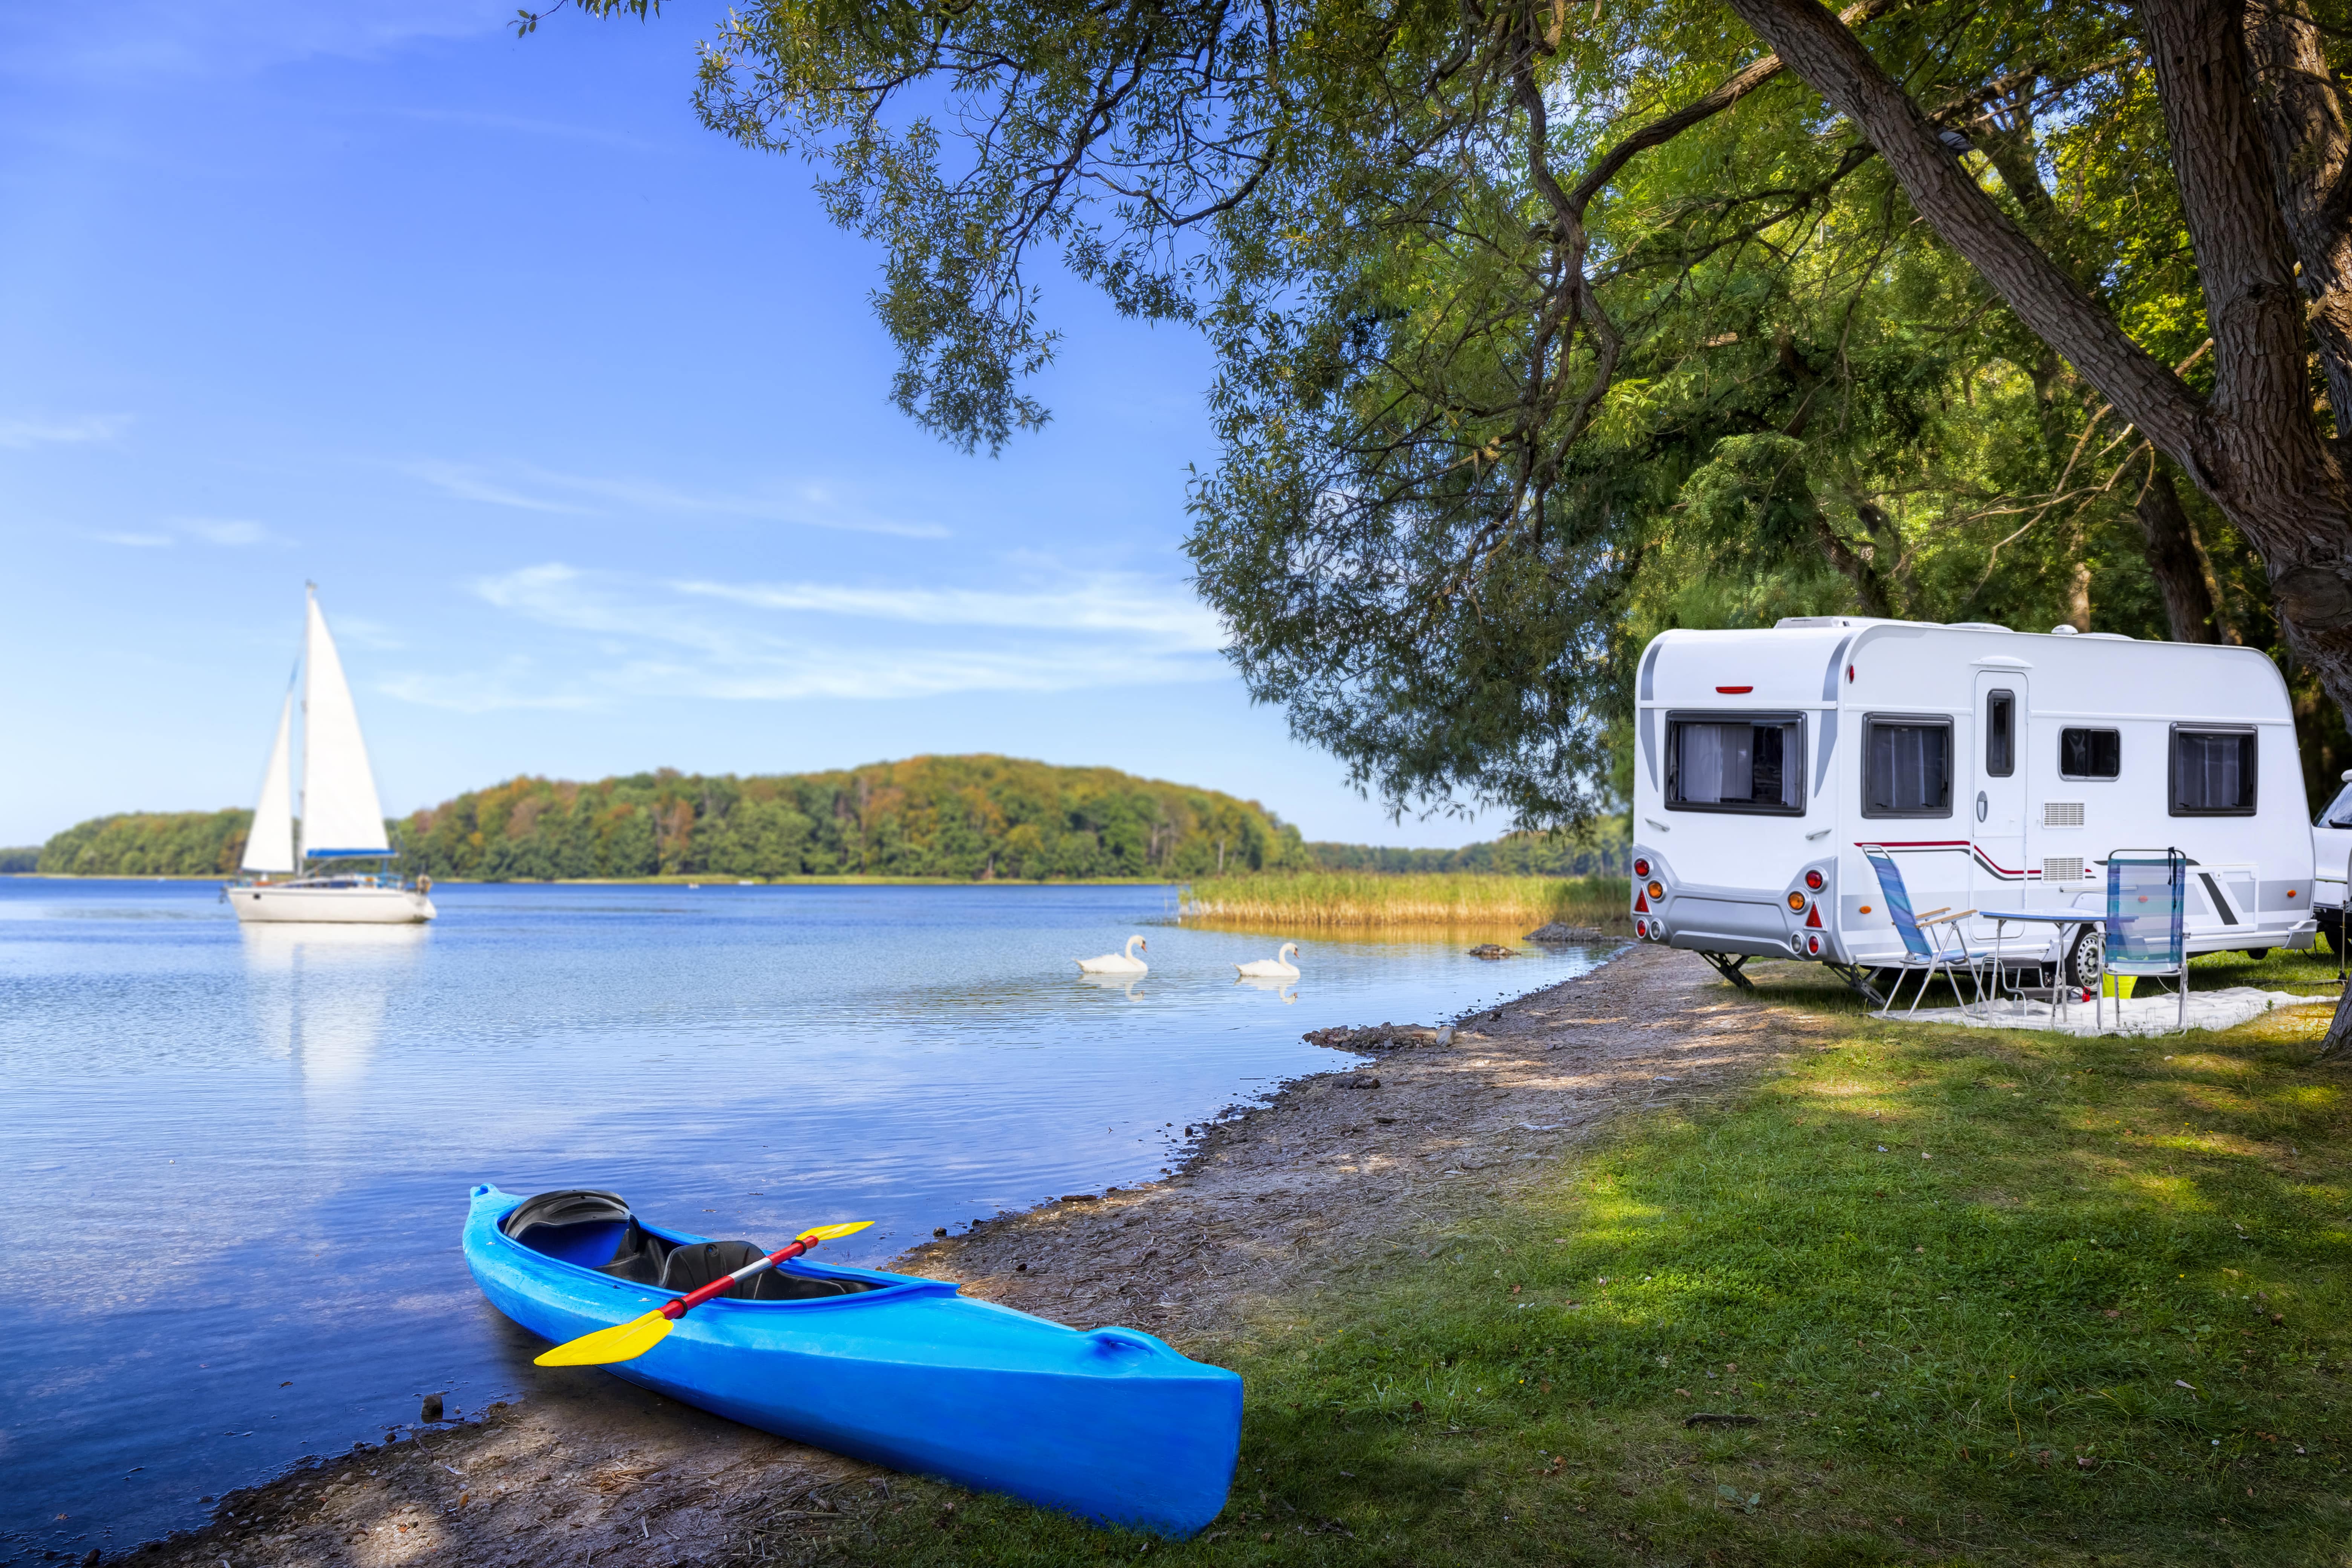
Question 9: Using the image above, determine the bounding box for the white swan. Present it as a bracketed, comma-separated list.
[1234, 942, 1301, 979]
[1076, 934, 1148, 975]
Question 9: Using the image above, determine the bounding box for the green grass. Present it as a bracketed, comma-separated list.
[1181, 873, 1629, 930]
[743, 948, 2352, 1566]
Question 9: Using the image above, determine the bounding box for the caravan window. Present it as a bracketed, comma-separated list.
[2171, 726, 2257, 815]
[1862, 717, 1952, 818]
[2318, 781, 2352, 829]
[1664, 714, 1804, 814]
[2060, 727, 2121, 779]
[1984, 690, 2015, 777]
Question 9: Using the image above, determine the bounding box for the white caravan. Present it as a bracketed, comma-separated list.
[1627, 617, 2316, 994]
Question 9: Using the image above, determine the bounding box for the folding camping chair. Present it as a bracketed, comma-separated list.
[1864, 849, 1990, 1015]
[2100, 851, 2189, 1034]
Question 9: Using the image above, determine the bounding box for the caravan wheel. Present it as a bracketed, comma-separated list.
[2062, 925, 2104, 989]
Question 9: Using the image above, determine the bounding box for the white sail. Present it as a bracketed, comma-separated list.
[241, 689, 297, 873]
[297, 590, 392, 859]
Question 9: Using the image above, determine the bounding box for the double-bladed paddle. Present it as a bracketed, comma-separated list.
[535, 1220, 874, 1367]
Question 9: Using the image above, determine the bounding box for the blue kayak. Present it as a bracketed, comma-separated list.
[462, 1184, 1241, 1537]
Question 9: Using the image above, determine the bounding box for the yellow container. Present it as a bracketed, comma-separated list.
[2101, 972, 2136, 1000]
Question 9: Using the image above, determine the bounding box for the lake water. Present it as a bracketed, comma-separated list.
[0, 879, 1606, 1560]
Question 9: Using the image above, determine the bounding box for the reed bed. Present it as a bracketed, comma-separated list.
[1179, 871, 1628, 929]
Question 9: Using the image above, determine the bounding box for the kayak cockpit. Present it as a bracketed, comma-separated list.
[500, 1189, 882, 1303]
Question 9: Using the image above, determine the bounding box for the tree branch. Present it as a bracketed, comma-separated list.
[1719, 0, 2209, 463]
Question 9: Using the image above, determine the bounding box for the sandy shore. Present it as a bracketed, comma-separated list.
[100, 945, 1808, 1567]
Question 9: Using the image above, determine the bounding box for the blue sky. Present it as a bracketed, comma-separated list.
[0, 1, 1504, 849]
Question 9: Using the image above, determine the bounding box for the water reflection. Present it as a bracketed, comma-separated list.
[1073, 972, 1148, 1000]
[1233, 974, 1301, 1003]
[240, 923, 427, 1092]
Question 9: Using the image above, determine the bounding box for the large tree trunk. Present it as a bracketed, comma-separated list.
[2245, 3, 2352, 434]
[2133, 459, 2224, 642]
[1721, 0, 2352, 1047]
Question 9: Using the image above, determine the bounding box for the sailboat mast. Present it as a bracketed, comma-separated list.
[297, 581, 315, 864]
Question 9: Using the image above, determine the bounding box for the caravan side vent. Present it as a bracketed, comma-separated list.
[2041, 856, 2086, 884]
[2044, 801, 2085, 828]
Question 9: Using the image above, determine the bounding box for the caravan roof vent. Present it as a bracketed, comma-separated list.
[2049, 625, 2081, 635]
[1946, 621, 2013, 632]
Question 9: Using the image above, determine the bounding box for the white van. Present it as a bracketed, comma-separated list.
[1628, 617, 2318, 994]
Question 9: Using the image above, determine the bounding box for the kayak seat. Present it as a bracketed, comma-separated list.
[502, 1188, 651, 1270]
[499, 1191, 876, 1300]
[593, 1219, 675, 1285]
[659, 1240, 882, 1302]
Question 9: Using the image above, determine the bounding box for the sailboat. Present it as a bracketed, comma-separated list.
[225, 586, 436, 924]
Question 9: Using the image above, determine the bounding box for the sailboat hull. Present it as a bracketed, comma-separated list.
[227, 885, 436, 924]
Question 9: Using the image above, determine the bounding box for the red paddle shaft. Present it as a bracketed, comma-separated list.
[661, 1234, 824, 1320]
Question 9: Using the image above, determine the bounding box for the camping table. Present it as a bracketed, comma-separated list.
[1974, 910, 2101, 1029]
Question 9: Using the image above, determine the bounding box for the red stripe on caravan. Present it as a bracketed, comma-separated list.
[1860, 841, 2032, 879]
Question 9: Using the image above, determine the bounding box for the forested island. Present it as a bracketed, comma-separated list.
[11, 754, 1628, 882]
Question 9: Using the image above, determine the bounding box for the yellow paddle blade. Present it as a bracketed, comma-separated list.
[535, 1310, 675, 1367]
[796, 1220, 874, 1243]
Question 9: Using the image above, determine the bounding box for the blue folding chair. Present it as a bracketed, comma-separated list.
[1864, 850, 1989, 1015]
[2101, 851, 2188, 1033]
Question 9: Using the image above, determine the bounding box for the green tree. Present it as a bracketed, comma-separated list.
[534, 0, 2351, 831]
[380, 756, 1303, 883]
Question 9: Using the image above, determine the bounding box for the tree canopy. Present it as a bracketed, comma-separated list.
[35, 810, 255, 877]
[394, 755, 1305, 881]
[25, 759, 1646, 881]
[554, 0, 2352, 825]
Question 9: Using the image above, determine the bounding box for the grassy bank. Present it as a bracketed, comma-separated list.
[753, 950, 2352, 1566]
[1182, 872, 1628, 929]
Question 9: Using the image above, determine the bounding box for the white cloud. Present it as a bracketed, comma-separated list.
[326, 614, 404, 652]
[378, 662, 598, 715]
[392, 562, 1233, 710]
[672, 575, 1225, 649]
[403, 460, 950, 538]
[379, 107, 660, 152]
[404, 461, 589, 515]
[0, 414, 130, 450]
[180, 518, 279, 547]
[87, 516, 290, 548]
[0, 2, 508, 84]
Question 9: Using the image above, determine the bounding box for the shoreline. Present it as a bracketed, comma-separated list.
[83, 944, 1790, 1568]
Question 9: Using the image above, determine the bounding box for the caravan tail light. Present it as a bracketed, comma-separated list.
[1786, 891, 1807, 912]
[1805, 934, 1822, 956]
[1634, 918, 1649, 939]
[1804, 869, 1825, 891]
[1632, 857, 1650, 879]
[1646, 881, 1665, 902]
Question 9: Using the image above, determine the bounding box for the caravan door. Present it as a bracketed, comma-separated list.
[1970, 672, 2029, 920]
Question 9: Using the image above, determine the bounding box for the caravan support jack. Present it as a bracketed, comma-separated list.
[1824, 962, 1892, 1009]
[1697, 951, 1754, 991]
